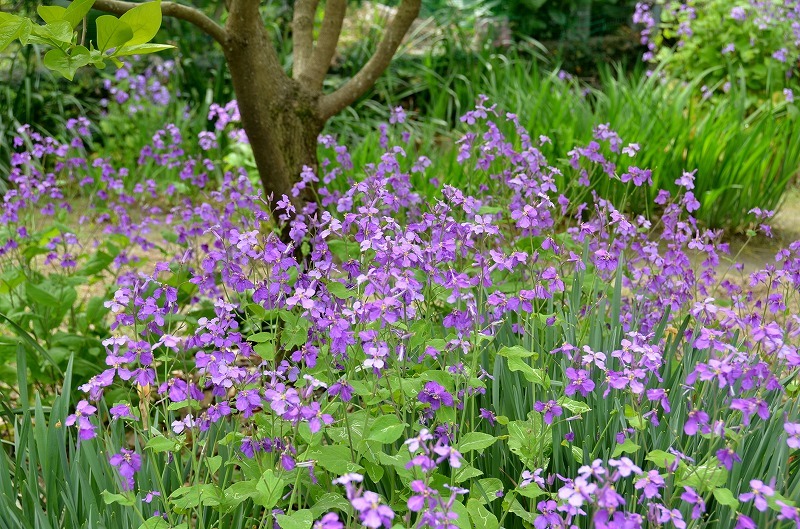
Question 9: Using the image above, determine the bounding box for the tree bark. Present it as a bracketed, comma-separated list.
[224, 0, 324, 220]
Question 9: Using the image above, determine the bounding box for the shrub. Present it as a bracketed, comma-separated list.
[635, 0, 800, 98]
[3, 100, 800, 529]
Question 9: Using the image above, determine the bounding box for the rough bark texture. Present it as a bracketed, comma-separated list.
[225, 0, 324, 217]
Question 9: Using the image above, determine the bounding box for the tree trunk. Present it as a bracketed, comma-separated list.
[223, 3, 326, 221]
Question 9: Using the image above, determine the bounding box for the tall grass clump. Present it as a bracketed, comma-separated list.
[332, 48, 800, 231]
[2, 99, 800, 529]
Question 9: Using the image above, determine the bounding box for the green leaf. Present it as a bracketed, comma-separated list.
[30, 20, 72, 45]
[137, 517, 170, 529]
[677, 461, 728, 492]
[557, 396, 591, 415]
[101, 490, 135, 506]
[516, 483, 546, 500]
[115, 43, 175, 58]
[467, 499, 499, 529]
[454, 464, 484, 483]
[96, 15, 133, 52]
[458, 432, 497, 453]
[611, 438, 641, 458]
[623, 404, 646, 430]
[206, 455, 222, 475]
[504, 355, 550, 387]
[86, 296, 110, 325]
[79, 251, 114, 276]
[247, 332, 274, 343]
[145, 434, 183, 453]
[254, 470, 285, 510]
[713, 488, 740, 510]
[497, 345, 537, 359]
[469, 478, 503, 504]
[363, 458, 385, 482]
[449, 500, 473, 529]
[326, 281, 352, 299]
[276, 509, 314, 529]
[63, 0, 96, 28]
[219, 480, 259, 512]
[504, 498, 537, 524]
[307, 445, 363, 474]
[645, 450, 677, 469]
[37, 5, 67, 24]
[0, 13, 32, 51]
[119, 0, 161, 45]
[44, 46, 91, 80]
[254, 342, 276, 361]
[170, 484, 222, 510]
[25, 282, 59, 307]
[366, 415, 407, 444]
[308, 493, 352, 518]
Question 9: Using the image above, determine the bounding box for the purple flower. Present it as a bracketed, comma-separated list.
[656, 506, 686, 529]
[479, 408, 496, 425]
[157, 377, 190, 402]
[680, 486, 706, 519]
[109, 403, 135, 420]
[109, 448, 142, 491]
[408, 480, 437, 512]
[785, 422, 800, 448]
[143, 490, 161, 504]
[730, 397, 769, 426]
[329, 380, 354, 402]
[634, 469, 665, 499]
[313, 513, 343, 529]
[534, 500, 562, 529]
[418, 381, 454, 411]
[351, 491, 394, 528]
[565, 368, 595, 397]
[608, 457, 642, 477]
[557, 476, 596, 507]
[235, 389, 263, 418]
[735, 514, 757, 529]
[534, 400, 563, 424]
[521, 468, 546, 488]
[730, 6, 746, 21]
[683, 408, 709, 436]
[776, 501, 800, 525]
[65, 400, 97, 440]
[302, 402, 335, 433]
[739, 479, 774, 512]
[773, 48, 789, 63]
[716, 446, 742, 471]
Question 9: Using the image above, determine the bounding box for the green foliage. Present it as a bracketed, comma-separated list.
[323, 52, 800, 231]
[0, 0, 171, 80]
[652, 0, 799, 97]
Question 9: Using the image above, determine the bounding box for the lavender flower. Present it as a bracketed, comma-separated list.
[418, 382, 454, 411]
[109, 448, 142, 491]
[351, 491, 394, 528]
[534, 400, 564, 424]
[565, 368, 595, 397]
[65, 400, 97, 440]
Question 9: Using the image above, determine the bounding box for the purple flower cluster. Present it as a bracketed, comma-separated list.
[6, 94, 800, 528]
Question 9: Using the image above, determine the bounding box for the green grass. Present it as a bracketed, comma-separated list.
[326, 51, 800, 232]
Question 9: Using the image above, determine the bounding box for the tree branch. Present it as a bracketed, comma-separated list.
[91, 0, 227, 45]
[303, 0, 345, 89]
[318, 0, 420, 120]
[292, 0, 319, 80]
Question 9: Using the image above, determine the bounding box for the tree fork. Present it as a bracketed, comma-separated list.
[84, 0, 423, 224]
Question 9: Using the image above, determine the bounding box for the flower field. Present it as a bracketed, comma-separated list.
[2, 1, 800, 529]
